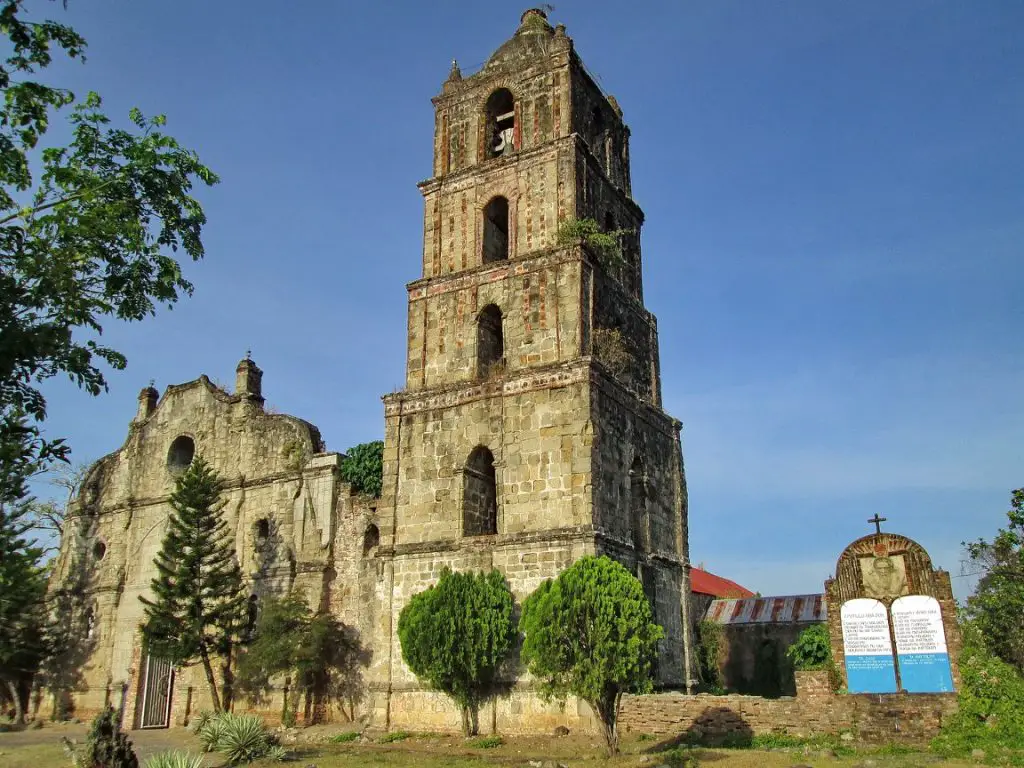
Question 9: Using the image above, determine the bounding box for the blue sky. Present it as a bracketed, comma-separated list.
[32, 1, 1023, 599]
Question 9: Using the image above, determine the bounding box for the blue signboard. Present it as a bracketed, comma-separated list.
[841, 598, 898, 694]
[892, 596, 955, 693]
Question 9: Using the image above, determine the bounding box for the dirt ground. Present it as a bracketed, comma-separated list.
[0, 723, 980, 768]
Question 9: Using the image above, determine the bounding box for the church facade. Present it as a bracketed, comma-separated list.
[49, 9, 696, 732]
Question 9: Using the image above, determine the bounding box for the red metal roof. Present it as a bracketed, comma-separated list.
[690, 567, 755, 598]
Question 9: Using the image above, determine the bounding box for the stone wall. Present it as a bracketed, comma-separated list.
[619, 671, 958, 745]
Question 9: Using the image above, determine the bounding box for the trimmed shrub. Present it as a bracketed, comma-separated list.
[80, 707, 138, 768]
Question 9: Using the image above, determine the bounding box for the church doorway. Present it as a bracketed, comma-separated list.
[139, 654, 174, 728]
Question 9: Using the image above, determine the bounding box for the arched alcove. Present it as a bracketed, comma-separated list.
[485, 88, 515, 158]
[463, 446, 497, 536]
[482, 196, 510, 264]
[476, 304, 504, 379]
[166, 435, 195, 474]
[254, 518, 270, 545]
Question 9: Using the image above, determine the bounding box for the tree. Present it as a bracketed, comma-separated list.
[397, 567, 515, 735]
[235, 591, 366, 725]
[339, 441, 384, 497]
[519, 555, 663, 755]
[963, 488, 1024, 673]
[139, 456, 246, 713]
[0, 0, 218, 498]
[0, 414, 53, 722]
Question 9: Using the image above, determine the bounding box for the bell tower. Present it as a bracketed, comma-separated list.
[373, 9, 695, 727]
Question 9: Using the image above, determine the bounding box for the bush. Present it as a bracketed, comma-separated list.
[340, 441, 384, 497]
[469, 735, 503, 748]
[328, 731, 360, 743]
[555, 218, 628, 268]
[378, 730, 411, 743]
[785, 624, 831, 670]
[696, 620, 724, 690]
[932, 621, 1024, 759]
[78, 707, 138, 768]
[143, 752, 205, 768]
[592, 327, 632, 377]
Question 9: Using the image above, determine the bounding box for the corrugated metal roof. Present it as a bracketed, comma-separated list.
[704, 594, 827, 625]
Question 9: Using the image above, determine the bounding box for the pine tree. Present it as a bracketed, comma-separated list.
[140, 456, 246, 712]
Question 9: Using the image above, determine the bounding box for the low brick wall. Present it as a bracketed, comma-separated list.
[619, 671, 958, 745]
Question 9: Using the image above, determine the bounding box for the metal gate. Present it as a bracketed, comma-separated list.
[140, 655, 174, 728]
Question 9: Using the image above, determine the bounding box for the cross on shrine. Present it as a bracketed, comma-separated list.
[868, 513, 887, 534]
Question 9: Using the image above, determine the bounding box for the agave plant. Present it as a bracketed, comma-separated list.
[189, 710, 213, 734]
[196, 713, 229, 753]
[144, 750, 205, 768]
[219, 714, 275, 765]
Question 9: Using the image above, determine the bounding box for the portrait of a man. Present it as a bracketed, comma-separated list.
[859, 554, 909, 599]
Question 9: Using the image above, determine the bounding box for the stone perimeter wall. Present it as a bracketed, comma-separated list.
[619, 671, 958, 744]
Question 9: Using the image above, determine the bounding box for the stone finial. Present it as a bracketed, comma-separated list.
[447, 59, 462, 82]
[554, 23, 567, 38]
[236, 355, 264, 406]
[136, 382, 158, 422]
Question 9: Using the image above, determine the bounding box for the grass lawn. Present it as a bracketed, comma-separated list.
[0, 725, 988, 768]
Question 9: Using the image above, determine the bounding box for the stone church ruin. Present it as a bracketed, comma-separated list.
[49, 9, 697, 731]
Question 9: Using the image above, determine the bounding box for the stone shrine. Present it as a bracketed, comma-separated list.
[825, 527, 961, 695]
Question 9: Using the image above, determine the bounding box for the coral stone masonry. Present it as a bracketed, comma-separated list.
[49, 9, 696, 732]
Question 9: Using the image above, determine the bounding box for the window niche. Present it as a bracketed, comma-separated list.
[166, 435, 195, 475]
[476, 304, 504, 380]
[482, 196, 510, 264]
[463, 446, 498, 537]
[485, 88, 515, 159]
[254, 518, 270, 549]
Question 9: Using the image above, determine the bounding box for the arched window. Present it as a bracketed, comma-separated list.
[463, 446, 497, 536]
[167, 435, 195, 474]
[482, 196, 510, 264]
[604, 211, 616, 233]
[92, 541, 106, 561]
[485, 88, 515, 159]
[630, 456, 648, 551]
[476, 304, 504, 379]
[363, 524, 380, 557]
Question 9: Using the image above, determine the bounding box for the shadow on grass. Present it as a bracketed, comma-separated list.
[647, 706, 755, 756]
